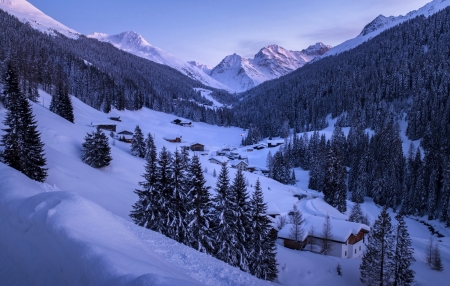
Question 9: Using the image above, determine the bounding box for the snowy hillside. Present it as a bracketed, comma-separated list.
[0, 0, 79, 39]
[88, 32, 232, 92]
[1, 90, 449, 285]
[210, 43, 331, 92]
[321, 0, 450, 57]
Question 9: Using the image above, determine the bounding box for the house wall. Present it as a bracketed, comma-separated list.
[348, 239, 365, 258]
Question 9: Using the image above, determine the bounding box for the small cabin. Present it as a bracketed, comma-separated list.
[117, 130, 133, 143]
[164, 134, 182, 143]
[108, 116, 121, 122]
[92, 123, 116, 132]
[190, 143, 205, 152]
[267, 138, 284, 148]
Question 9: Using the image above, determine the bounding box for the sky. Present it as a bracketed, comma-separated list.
[28, 0, 432, 66]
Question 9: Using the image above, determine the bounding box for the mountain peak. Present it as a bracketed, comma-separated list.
[0, 0, 79, 38]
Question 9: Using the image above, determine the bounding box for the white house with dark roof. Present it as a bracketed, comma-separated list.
[229, 159, 248, 171]
[278, 216, 370, 258]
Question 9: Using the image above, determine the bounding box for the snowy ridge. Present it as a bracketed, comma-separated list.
[321, 0, 450, 58]
[210, 43, 331, 92]
[0, 0, 79, 39]
[88, 31, 232, 92]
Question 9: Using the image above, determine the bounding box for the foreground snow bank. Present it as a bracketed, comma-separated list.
[0, 164, 270, 285]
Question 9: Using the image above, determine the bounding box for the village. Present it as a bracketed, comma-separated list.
[90, 116, 371, 260]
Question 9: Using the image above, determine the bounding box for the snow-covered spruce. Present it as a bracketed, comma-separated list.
[1, 61, 47, 182]
[81, 129, 112, 168]
[130, 125, 145, 158]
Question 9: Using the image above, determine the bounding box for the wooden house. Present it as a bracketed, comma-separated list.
[267, 137, 284, 148]
[190, 143, 205, 152]
[117, 130, 133, 143]
[278, 216, 370, 258]
[164, 134, 182, 143]
[92, 123, 116, 132]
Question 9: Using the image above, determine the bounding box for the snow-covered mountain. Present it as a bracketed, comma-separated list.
[322, 0, 450, 57]
[88, 32, 232, 92]
[209, 43, 331, 92]
[0, 0, 79, 39]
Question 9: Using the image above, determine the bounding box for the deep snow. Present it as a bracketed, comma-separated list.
[0, 89, 449, 285]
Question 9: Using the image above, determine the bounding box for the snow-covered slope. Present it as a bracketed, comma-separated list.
[88, 31, 232, 92]
[0, 89, 449, 285]
[0, 0, 79, 39]
[322, 0, 450, 57]
[210, 43, 331, 92]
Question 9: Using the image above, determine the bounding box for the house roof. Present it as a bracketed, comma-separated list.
[230, 160, 248, 167]
[118, 130, 133, 135]
[209, 156, 229, 163]
[267, 202, 281, 215]
[164, 134, 182, 140]
[278, 216, 370, 243]
[190, 142, 204, 147]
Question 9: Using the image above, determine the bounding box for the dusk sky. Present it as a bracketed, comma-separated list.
[28, 0, 432, 66]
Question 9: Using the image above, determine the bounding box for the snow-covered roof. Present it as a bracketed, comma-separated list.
[118, 130, 133, 135]
[230, 159, 248, 167]
[278, 216, 370, 243]
[267, 202, 281, 215]
[190, 142, 204, 146]
[209, 156, 229, 163]
[267, 138, 284, 144]
[164, 134, 181, 140]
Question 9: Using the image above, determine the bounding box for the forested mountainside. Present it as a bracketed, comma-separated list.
[0, 10, 236, 124]
[231, 7, 450, 141]
[229, 7, 450, 224]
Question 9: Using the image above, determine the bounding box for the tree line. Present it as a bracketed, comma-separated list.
[130, 135, 278, 281]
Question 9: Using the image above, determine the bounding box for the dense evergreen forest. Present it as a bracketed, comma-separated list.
[2, 5, 450, 225]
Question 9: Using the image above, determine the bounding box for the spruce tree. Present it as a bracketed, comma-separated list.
[166, 149, 189, 243]
[131, 133, 158, 227]
[432, 244, 444, 271]
[348, 203, 365, 224]
[248, 179, 278, 281]
[1, 62, 48, 182]
[231, 169, 251, 271]
[212, 164, 239, 267]
[392, 213, 415, 286]
[323, 145, 347, 213]
[185, 155, 214, 253]
[50, 72, 74, 123]
[81, 129, 112, 168]
[131, 125, 145, 158]
[154, 147, 174, 236]
[360, 207, 395, 286]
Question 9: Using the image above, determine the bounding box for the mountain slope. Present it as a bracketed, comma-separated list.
[88, 31, 232, 92]
[0, 0, 79, 38]
[322, 0, 450, 57]
[210, 43, 331, 92]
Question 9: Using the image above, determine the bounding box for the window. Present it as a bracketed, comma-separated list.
[355, 249, 357, 254]
[359, 246, 361, 251]
[345, 251, 347, 256]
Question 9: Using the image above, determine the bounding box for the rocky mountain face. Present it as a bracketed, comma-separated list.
[209, 43, 331, 92]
